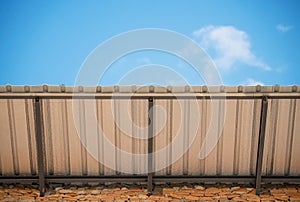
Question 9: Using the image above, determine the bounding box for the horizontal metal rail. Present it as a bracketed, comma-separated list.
[1, 175, 300, 184]
[0, 94, 300, 100]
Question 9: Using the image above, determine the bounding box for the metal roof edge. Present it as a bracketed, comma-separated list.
[0, 85, 299, 94]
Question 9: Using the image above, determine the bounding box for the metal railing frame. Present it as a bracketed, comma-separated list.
[1, 94, 300, 196]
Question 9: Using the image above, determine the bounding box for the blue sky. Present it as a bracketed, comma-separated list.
[0, 0, 299, 86]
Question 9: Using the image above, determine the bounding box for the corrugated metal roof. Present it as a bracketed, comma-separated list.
[0, 85, 299, 178]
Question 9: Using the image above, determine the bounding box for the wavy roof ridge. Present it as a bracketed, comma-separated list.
[0, 85, 299, 93]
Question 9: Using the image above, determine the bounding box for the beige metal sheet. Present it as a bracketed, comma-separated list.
[290, 99, 300, 175]
[0, 85, 299, 178]
[0, 99, 36, 176]
[0, 99, 16, 175]
[66, 99, 84, 175]
[43, 99, 70, 175]
[263, 99, 300, 176]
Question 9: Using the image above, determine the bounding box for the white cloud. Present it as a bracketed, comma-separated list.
[193, 25, 271, 71]
[244, 78, 264, 86]
[276, 24, 293, 33]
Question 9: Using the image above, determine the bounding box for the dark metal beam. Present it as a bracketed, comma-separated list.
[262, 176, 300, 183]
[34, 97, 46, 196]
[255, 96, 268, 195]
[147, 97, 154, 195]
[0, 177, 39, 183]
[1, 175, 300, 184]
[1, 95, 300, 100]
[46, 177, 147, 183]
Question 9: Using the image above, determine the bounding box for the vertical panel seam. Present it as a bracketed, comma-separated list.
[165, 100, 169, 175]
[186, 99, 190, 175]
[233, 100, 241, 175]
[101, 100, 104, 175]
[7, 99, 19, 175]
[63, 100, 70, 175]
[118, 99, 121, 174]
[182, 100, 189, 175]
[284, 99, 296, 175]
[269, 99, 279, 175]
[25, 99, 35, 175]
[249, 99, 258, 175]
[237, 101, 243, 175]
[200, 99, 206, 175]
[97, 99, 104, 175]
[131, 99, 136, 174]
[217, 100, 223, 176]
[138, 100, 142, 173]
[80, 100, 87, 175]
[45, 99, 54, 175]
[167, 99, 173, 175]
[114, 99, 120, 174]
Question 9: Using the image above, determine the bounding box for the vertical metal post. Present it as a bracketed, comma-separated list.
[147, 97, 154, 195]
[255, 96, 268, 195]
[34, 97, 45, 196]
